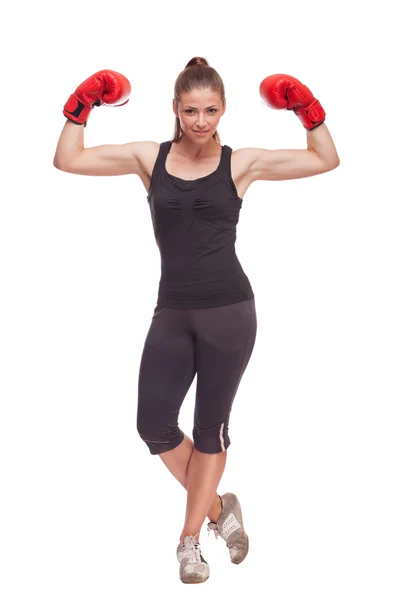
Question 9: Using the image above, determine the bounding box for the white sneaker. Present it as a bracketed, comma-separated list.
[176, 534, 210, 584]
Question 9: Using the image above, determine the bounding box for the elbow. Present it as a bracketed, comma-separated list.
[53, 158, 71, 172]
[53, 157, 64, 171]
[327, 157, 340, 171]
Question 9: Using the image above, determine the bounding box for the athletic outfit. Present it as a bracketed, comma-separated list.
[137, 140, 257, 454]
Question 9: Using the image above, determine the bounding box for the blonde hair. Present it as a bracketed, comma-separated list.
[172, 56, 225, 143]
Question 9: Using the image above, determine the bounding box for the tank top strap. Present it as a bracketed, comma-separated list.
[154, 141, 171, 173]
[220, 144, 233, 172]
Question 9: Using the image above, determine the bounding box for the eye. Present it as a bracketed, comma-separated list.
[184, 109, 217, 114]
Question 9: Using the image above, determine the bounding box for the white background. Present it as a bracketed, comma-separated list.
[1, 0, 399, 598]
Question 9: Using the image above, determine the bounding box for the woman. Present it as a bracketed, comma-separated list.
[54, 56, 340, 584]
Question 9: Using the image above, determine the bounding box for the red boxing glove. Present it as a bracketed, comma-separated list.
[63, 70, 131, 127]
[259, 74, 325, 130]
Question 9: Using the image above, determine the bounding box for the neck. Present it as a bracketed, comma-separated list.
[174, 135, 220, 159]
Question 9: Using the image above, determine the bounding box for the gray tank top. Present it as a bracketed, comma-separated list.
[147, 140, 254, 309]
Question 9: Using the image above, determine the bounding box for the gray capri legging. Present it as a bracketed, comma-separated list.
[137, 297, 257, 455]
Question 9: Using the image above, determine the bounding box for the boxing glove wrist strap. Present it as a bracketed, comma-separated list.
[63, 93, 101, 127]
[294, 98, 326, 130]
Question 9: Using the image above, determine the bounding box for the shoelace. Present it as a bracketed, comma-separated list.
[207, 522, 235, 559]
[180, 535, 201, 563]
[207, 522, 221, 540]
[207, 522, 233, 546]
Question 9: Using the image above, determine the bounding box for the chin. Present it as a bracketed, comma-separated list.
[192, 131, 212, 137]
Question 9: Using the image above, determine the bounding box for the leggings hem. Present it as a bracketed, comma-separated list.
[148, 430, 185, 456]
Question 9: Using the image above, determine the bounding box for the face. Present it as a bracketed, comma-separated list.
[173, 88, 225, 141]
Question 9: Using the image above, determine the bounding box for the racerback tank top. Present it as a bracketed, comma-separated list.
[147, 140, 255, 309]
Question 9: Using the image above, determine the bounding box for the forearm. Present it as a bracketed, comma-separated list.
[307, 122, 340, 166]
[53, 120, 84, 168]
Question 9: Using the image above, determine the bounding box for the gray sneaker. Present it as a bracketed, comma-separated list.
[176, 535, 210, 584]
[207, 492, 249, 564]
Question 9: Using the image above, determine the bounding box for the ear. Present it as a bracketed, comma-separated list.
[172, 99, 178, 119]
[221, 99, 226, 116]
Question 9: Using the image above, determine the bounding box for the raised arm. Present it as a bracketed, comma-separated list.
[53, 68, 155, 177]
[245, 73, 340, 182]
[246, 122, 340, 182]
[53, 120, 154, 176]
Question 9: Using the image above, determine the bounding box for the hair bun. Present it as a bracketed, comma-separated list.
[185, 56, 209, 68]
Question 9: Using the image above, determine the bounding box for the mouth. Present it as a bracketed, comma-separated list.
[193, 130, 210, 135]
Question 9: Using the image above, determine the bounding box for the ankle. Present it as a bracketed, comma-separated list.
[179, 531, 200, 545]
[207, 494, 222, 523]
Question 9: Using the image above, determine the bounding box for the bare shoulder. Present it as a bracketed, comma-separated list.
[231, 147, 256, 175]
[133, 141, 160, 177]
[132, 141, 161, 194]
[230, 147, 258, 199]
